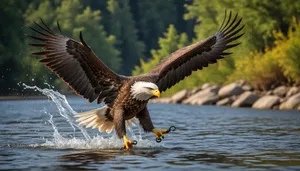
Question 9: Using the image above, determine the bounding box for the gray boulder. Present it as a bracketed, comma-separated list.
[232, 91, 259, 107]
[196, 95, 219, 105]
[242, 84, 253, 91]
[182, 86, 219, 105]
[218, 83, 244, 98]
[273, 86, 289, 97]
[150, 98, 173, 104]
[252, 95, 280, 109]
[188, 91, 217, 105]
[171, 89, 190, 103]
[190, 88, 201, 95]
[266, 90, 273, 95]
[201, 83, 211, 90]
[216, 97, 234, 106]
[286, 87, 299, 97]
[279, 93, 300, 110]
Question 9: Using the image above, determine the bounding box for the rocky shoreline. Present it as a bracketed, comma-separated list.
[150, 81, 300, 110]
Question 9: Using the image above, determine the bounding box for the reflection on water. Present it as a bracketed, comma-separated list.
[54, 148, 300, 170]
[0, 86, 300, 170]
[175, 150, 300, 169]
[59, 149, 160, 164]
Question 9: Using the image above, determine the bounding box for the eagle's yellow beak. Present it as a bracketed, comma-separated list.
[151, 89, 160, 98]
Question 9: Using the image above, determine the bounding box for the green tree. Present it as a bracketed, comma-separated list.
[55, 0, 82, 33]
[185, 0, 300, 57]
[135, 0, 178, 54]
[24, 0, 56, 25]
[73, 7, 121, 71]
[182, 0, 300, 88]
[229, 18, 300, 89]
[56, 0, 120, 71]
[81, 0, 110, 29]
[22, 0, 121, 92]
[133, 24, 192, 96]
[0, 1, 27, 95]
[107, 0, 145, 75]
[133, 24, 189, 75]
[22, 0, 58, 88]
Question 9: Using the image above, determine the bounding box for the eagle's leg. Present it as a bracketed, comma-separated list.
[136, 107, 171, 142]
[114, 109, 136, 150]
[123, 135, 135, 150]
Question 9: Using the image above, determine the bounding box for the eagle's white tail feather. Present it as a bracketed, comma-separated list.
[75, 105, 139, 134]
[75, 106, 114, 134]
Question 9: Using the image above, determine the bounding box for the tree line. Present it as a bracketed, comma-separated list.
[1, 0, 300, 96]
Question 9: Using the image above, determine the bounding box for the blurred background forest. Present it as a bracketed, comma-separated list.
[1, 0, 300, 96]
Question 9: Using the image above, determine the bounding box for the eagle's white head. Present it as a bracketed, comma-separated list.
[130, 81, 160, 101]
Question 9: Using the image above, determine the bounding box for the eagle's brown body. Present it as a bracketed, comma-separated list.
[28, 11, 244, 148]
[108, 77, 153, 137]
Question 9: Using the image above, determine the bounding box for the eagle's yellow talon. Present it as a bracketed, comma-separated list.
[152, 129, 168, 141]
[123, 135, 134, 150]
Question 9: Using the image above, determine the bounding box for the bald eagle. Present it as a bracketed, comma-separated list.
[28, 11, 244, 149]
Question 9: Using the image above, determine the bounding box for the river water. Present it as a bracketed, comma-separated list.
[0, 86, 300, 170]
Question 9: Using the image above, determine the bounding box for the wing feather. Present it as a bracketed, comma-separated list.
[146, 11, 244, 92]
[28, 20, 128, 105]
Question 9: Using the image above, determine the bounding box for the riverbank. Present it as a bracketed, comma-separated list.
[150, 81, 300, 110]
[1, 81, 299, 110]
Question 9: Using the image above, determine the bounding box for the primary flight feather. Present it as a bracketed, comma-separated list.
[28, 11, 244, 149]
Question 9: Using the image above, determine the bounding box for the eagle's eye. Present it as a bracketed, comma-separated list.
[144, 86, 154, 90]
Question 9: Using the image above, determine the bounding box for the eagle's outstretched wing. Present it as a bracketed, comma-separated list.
[28, 20, 128, 106]
[147, 11, 244, 92]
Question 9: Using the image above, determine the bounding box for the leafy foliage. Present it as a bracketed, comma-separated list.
[133, 0, 300, 96]
[133, 24, 193, 96]
[135, 1, 178, 52]
[0, 1, 27, 94]
[19, 0, 121, 94]
[182, 0, 300, 88]
[229, 17, 300, 90]
[73, 6, 121, 71]
[107, 0, 144, 75]
[1, 0, 300, 96]
[133, 24, 189, 75]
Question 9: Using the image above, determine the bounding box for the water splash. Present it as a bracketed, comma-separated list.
[23, 84, 157, 149]
[23, 83, 90, 140]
